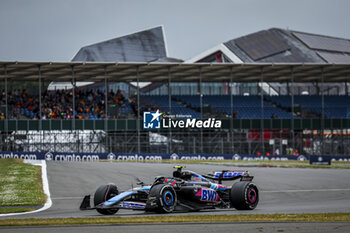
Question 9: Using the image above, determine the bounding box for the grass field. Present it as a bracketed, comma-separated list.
[0, 159, 46, 212]
[0, 208, 35, 214]
[0, 213, 349, 226]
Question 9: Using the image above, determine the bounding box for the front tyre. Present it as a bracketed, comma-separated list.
[230, 181, 259, 210]
[94, 183, 119, 215]
[148, 184, 176, 213]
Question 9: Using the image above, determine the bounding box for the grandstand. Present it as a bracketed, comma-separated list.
[1, 27, 350, 157]
[1, 62, 350, 157]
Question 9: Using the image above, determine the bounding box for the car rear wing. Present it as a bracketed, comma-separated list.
[202, 171, 254, 183]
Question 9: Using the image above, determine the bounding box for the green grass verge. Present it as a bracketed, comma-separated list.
[1, 213, 349, 226]
[0, 208, 35, 214]
[0, 159, 46, 207]
[106, 159, 350, 169]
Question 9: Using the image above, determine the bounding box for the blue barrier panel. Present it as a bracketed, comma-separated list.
[310, 155, 332, 165]
[0, 151, 349, 162]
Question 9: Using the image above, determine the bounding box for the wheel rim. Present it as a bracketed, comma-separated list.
[163, 191, 174, 206]
[248, 188, 257, 203]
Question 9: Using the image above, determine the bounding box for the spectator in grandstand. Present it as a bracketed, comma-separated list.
[233, 110, 238, 119]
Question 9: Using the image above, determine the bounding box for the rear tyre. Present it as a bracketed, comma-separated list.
[94, 183, 119, 215]
[148, 184, 176, 213]
[230, 181, 259, 210]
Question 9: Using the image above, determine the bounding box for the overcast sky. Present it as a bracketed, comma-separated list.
[0, 0, 349, 62]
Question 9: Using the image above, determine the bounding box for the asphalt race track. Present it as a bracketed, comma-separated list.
[1, 161, 350, 220]
[1, 222, 350, 233]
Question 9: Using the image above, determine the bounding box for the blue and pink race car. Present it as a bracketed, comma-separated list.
[80, 166, 259, 215]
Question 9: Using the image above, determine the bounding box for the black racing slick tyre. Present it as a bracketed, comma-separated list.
[148, 184, 176, 213]
[230, 181, 259, 210]
[94, 183, 119, 215]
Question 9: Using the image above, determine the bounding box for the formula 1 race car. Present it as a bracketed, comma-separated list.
[80, 166, 259, 215]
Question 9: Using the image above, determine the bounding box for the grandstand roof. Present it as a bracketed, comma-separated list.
[224, 28, 326, 63]
[187, 28, 350, 64]
[1, 62, 349, 83]
[71, 26, 168, 62]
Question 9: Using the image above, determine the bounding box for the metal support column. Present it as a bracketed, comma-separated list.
[321, 67, 325, 155]
[104, 67, 108, 123]
[71, 66, 79, 152]
[291, 66, 295, 153]
[104, 66, 109, 152]
[168, 67, 172, 153]
[38, 65, 42, 121]
[136, 67, 140, 154]
[38, 65, 42, 152]
[230, 67, 234, 153]
[199, 67, 203, 153]
[71, 66, 75, 129]
[4, 65, 8, 151]
[260, 67, 264, 155]
[4, 65, 8, 120]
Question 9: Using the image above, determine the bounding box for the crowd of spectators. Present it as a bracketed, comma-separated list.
[0, 88, 127, 119]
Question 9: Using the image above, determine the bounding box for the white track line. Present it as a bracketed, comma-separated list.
[262, 188, 350, 193]
[0, 160, 52, 217]
[51, 197, 82, 200]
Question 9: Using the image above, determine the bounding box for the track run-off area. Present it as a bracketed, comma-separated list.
[0, 161, 349, 220]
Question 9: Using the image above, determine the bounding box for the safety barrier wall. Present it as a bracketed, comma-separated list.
[0, 151, 349, 162]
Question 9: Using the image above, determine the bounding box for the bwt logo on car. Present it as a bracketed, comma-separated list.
[199, 188, 219, 202]
[143, 110, 162, 129]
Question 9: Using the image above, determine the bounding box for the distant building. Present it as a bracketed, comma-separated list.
[50, 26, 182, 92]
[186, 28, 350, 63]
[185, 28, 350, 95]
[72, 26, 169, 62]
